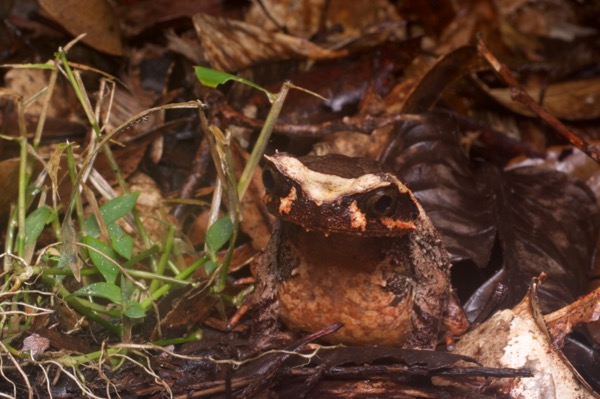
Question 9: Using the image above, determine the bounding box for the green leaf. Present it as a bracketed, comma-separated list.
[25, 207, 54, 246]
[206, 216, 233, 254]
[120, 274, 134, 304]
[85, 192, 140, 238]
[123, 302, 145, 319]
[108, 223, 133, 260]
[194, 66, 275, 102]
[204, 260, 217, 275]
[84, 236, 119, 283]
[73, 282, 122, 304]
[101, 192, 140, 225]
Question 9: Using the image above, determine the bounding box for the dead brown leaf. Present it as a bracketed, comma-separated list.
[193, 13, 346, 72]
[4, 68, 81, 124]
[244, 0, 326, 39]
[480, 77, 600, 121]
[245, 0, 401, 42]
[39, 0, 123, 56]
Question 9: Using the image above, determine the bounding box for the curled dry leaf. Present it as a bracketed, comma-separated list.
[434, 0, 503, 54]
[545, 285, 600, 347]
[446, 283, 598, 398]
[193, 13, 345, 72]
[39, 0, 123, 56]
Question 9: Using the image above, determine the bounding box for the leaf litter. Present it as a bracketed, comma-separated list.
[1, 0, 600, 397]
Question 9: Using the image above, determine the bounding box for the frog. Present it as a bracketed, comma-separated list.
[251, 152, 469, 349]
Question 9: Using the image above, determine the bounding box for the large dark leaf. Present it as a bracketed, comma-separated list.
[381, 112, 496, 269]
[381, 112, 599, 315]
[491, 166, 598, 311]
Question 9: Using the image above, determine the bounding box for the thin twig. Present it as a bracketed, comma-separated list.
[217, 100, 423, 138]
[477, 37, 600, 164]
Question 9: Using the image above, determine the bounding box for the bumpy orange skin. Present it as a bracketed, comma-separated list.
[277, 229, 415, 346]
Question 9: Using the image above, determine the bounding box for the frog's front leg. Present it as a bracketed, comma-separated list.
[249, 224, 292, 349]
[403, 220, 469, 349]
[443, 291, 470, 339]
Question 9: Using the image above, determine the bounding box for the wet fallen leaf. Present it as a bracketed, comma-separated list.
[115, 0, 225, 38]
[148, 284, 217, 341]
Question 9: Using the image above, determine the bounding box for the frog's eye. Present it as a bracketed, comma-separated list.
[262, 166, 280, 194]
[364, 186, 398, 217]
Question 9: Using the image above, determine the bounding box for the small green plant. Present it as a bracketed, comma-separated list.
[0, 35, 308, 395]
[0, 38, 206, 347]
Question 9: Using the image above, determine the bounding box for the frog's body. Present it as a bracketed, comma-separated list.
[253, 152, 468, 349]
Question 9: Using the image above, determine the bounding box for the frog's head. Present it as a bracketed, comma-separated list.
[262, 152, 422, 237]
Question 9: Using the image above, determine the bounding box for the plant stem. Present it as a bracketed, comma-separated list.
[237, 83, 290, 199]
[149, 226, 176, 293]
